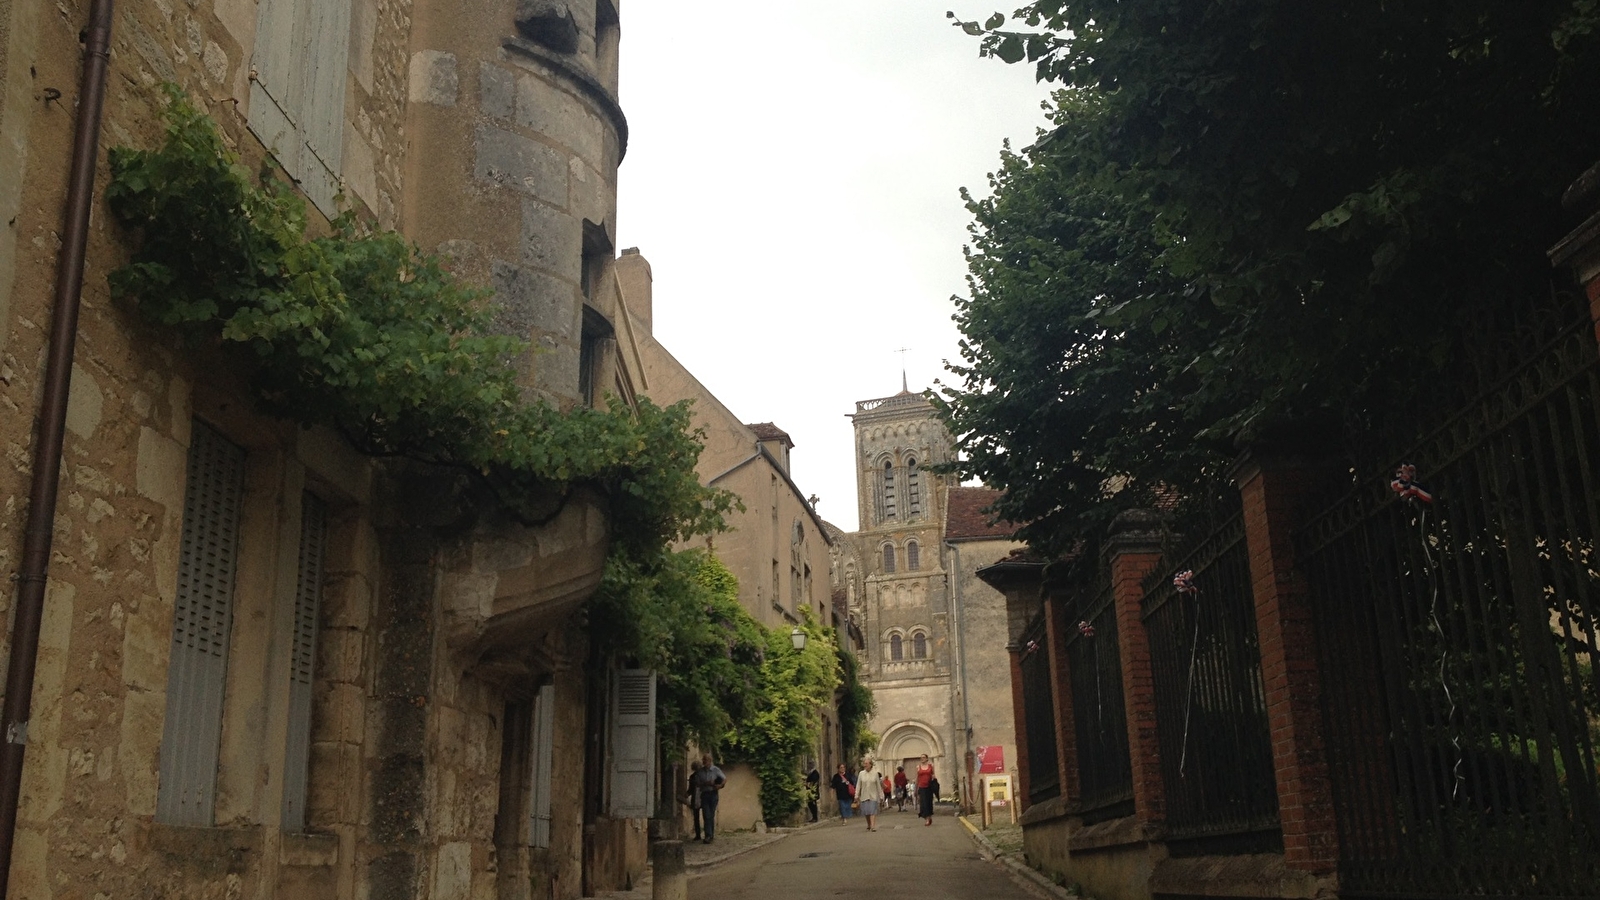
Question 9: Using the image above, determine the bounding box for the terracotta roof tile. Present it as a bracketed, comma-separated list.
[945, 487, 1018, 541]
[746, 422, 794, 447]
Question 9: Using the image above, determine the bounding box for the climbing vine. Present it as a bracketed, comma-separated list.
[835, 647, 876, 764]
[725, 612, 841, 824]
[105, 85, 736, 674]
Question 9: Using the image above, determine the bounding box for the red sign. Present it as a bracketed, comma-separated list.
[976, 745, 1005, 774]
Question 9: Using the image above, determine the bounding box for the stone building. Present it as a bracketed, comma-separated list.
[619, 249, 841, 827]
[834, 388, 1019, 806]
[0, 1, 663, 897]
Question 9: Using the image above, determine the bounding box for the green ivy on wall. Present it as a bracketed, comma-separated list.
[104, 85, 737, 690]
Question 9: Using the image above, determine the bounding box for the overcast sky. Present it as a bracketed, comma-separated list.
[615, 1, 1054, 533]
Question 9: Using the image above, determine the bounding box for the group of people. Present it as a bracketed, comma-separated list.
[824, 753, 939, 831]
[684, 752, 941, 843]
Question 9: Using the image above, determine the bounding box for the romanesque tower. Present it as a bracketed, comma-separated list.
[844, 387, 959, 768]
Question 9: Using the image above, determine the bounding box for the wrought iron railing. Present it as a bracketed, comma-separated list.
[1297, 302, 1600, 898]
[1019, 612, 1062, 804]
[1142, 511, 1281, 845]
[1064, 576, 1134, 821]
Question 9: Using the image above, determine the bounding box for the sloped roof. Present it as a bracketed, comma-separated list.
[746, 422, 793, 448]
[945, 487, 1019, 542]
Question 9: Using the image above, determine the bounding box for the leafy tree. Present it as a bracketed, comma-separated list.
[940, 0, 1600, 552]
[835, 647, 876, 764]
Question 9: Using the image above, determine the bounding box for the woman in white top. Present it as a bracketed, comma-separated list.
[855, 757, 887, 832]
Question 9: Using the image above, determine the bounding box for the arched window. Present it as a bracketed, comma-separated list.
[906, 540, 920, 571]
[912, 631, 928, 659]
[882, 459, 897, 521]
[907, 457, 922, 519]
[882, 542, 896, 574]
[890, 634, 904, 661]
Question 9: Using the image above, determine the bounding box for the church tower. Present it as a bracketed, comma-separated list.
[844, 387, 957, 769]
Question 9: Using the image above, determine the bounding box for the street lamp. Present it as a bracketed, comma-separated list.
[790, 626, 807, 651]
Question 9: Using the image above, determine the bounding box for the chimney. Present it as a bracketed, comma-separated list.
[615, 247, 653, 335]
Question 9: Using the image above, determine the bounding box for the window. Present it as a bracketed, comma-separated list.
[912, 631, 928, 660]
[248, 0, 353, 217]
[528, 684, 555, 847]
[772, 560, 781, 608]
[790, 520, 805, 611]
[907, 457, 922, 519]
[906, 540, 920, 572]
[881, 460, 897, 521]
[282, 492, 327, 832]
[157, 421, 247, 826]
[882, 542, 896, 574]
[578, 306, 613, 407]
[890, 634, 904, 661]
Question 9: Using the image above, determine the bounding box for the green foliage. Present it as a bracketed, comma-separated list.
[593, 551, 767, 750]
[834, 646, 876, 763]
[726, 615, 841, 824]
[106, 85, 739, 689]
[941, 1, 1600, 553]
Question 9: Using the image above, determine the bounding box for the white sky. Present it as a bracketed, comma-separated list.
[616, 1, 1054, 532]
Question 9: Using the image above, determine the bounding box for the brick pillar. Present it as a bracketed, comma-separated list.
[1008, 645, 1032, 812]
[1234, 452, 1339, 874]
[1042, 581, 1081, 803]
[1105, 510, 1167, 829]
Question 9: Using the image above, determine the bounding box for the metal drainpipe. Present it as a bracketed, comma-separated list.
[0, 2, 115, 892]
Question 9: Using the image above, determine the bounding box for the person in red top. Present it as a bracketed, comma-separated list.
[893, 766, 909, 812]
[915, 754, 936, 825]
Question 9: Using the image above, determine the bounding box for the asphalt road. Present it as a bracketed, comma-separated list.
[691, 811, 1048, 900]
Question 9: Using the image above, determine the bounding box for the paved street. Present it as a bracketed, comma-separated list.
[690, 811, 1048, 900]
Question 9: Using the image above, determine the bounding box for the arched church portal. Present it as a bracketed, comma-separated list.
[878, 721, 943, 764]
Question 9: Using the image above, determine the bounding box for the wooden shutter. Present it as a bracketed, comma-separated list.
[281, 492, 327, 832]
[528, 684, 555, 848]
[156, 422, 246, 826]
[248, 0, 352, 216]
[607, 669, 655, 819]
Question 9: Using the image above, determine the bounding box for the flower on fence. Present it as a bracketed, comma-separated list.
[1173, 570, 1198, 595]
[1077, 620, 1095, 637]
[1390, 463, 1434, 504]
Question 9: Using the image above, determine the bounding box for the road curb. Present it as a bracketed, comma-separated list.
[686, 831, 792, 875]
[958, 816, 1079, 900]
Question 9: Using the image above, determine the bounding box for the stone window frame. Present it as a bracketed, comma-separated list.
[906, 539, 921, 572]
[887, 629, 905, 662]
[881, 541, 896, 574]
[909, 628, 929, 660]
[906, 456, 922, 520]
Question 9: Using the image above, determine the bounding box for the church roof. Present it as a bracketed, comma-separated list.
[745, 422, 794, 448]
[945, 487, 1019, 542]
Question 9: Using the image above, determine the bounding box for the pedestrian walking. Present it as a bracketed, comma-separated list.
[692, 753, 727, 843]
[830, 763, 856, 819]
[686, 761, 704, 841]
[805, 763, 821, 823]
[856, 758, 886, 832]
[915, 753, 936, 825]
[893, 766, 909, 812]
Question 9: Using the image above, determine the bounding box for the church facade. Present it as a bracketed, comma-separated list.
[833, 389, 1021, 808]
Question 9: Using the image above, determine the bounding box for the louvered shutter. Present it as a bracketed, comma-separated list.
[156, 422, 246, 826]
[607, 669, 655, 819]
[248, 0, 351, 216]
[281, 492, 326, 831]
[527, 684, 555, 848]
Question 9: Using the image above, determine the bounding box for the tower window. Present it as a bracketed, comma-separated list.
[890, 634, 903, 661]
[907, 540, 920, 571]
[912, 631, 928, 659]
[907, 457, 922, 519]
[882, 459, 897, 521]
[882, 542, 896, 574]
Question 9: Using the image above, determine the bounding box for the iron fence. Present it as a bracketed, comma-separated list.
[1064, 576, 1134, 821]
[1297, 301, 1600, 898]
[1019, 612, 1062, 804]
[1142, 511, 1281, 846]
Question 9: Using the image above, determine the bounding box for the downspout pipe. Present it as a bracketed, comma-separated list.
[0, 1, 115, 892]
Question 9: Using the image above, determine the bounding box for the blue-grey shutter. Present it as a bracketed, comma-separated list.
[607, 669, 655, 819]
[156, 422, 246, 826]
[281, 492, 326, 831]
[528, 684, 554, 848]
[248, 0, 351, 216]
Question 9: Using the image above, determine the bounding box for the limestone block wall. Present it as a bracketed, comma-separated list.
[946, 538, 1022, 798]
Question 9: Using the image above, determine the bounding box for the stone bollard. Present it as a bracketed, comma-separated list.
[651, 840, 687, 900]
